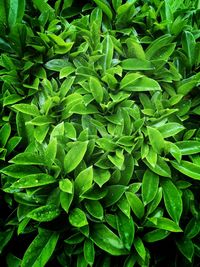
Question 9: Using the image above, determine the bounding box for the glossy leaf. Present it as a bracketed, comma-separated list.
[161, 179, 183, 223]
[91, 223, 128, 255]
[142, 170, 159, 205]
[64, 141, 88, 173]
[21, 228, 59, 267]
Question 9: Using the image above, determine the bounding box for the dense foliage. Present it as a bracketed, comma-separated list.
[0, 0, 200, 266]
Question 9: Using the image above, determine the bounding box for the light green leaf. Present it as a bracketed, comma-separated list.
[147, 127, 165, 154]
[171, 160, 200, 180]
[121, 58, 154, 70]
[89, 76, 104, 103]
[64, 141, 88, 173]
[27, 205, 60, 222]
[75, 166, 93, 195]
[69, 208, 88, 228]
[12, 104, 40, 116]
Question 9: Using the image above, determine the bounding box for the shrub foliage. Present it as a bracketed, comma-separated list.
[0, 0, 200, 266]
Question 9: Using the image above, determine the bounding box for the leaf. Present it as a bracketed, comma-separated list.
[149, 217, 182, 232]
[12, 104, 40, 116]
[143, 229, 170, 243]
[1, 165, 41, 178]
[144, 156, 171, 177]
[182, 31, 196, 67]
[120, 74, 161, 92]
[101, 34, 114, 72]
[103, 185, 127, 207]
[93, 168, 110, 187]
[59, 179, 73, 194]
[0, 123, 11, 147]
[69, 208, 88, 228]
[176, 238, 194, 262]
[89, 76, 104, 103]
[116, 211, 134, 250]
[147, 127, 165, 154]
[92, 0, 113, 20]
[75, 166, 93, 195]
[121, 58, 154, 70]
[84, 239, 95, 266]
[126, 192, 144, 219]
[91, 223, 128, 255]
[157, 123, 185, 138]
[60, 191, 73, 213]
[142, 170, 159, 205]
[9, 152, 47, 166]
[64, 141, 88, 173]
[11, 174, 56, 189]
[27, 205, 60, 222]
[161, 179, 183, 224]
[134, 237, 146, 261]
[8, 0, 25, 28]
[171, 160, 200, 180]
[0, 229, 14, 253]
[175, 141, 200, 155]
[85, 200, 104, 220]
[21, 228, 59, 267]
[45, 59, 72, 71]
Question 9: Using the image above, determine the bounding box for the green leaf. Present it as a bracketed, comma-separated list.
[9, 152, 47, 166]
[147, 188, 162, 215]
[69, 208, 88, 228]
[121, 58, 154, 70]
[75, 166, 93, 195]
[84, 239, 95, 266]
[45, 59, 72, 71]
[0, 123, 11, 147]
[92, 0, 113, 20]
[101, 34, 114, 72]
[91, 223, 128, 256]
[149, 217, 182, 232]
[116, 211, 134, 250]
[27, 205, 60, 222]
[11, 174, 56, 189]
[120, 74, 161, 92]
[103, 185, 127, 207]
[175, 141, 200, 155]
[0, 229, 14, 253]
[176, 238, 194, 262]
[89, 76, 104, 103]
[12, 104, 40, 116]
[142, 170, 159, 205]
[157, 123, 185, 138]
[182, 31, 196, 67]
[64, 141, 88, 173]
[8, 0, 25, 28]
[171, 160, 200, 180]
[21, 228, 59, 267]
[144, 156, 171, 177]
[1, 165, 41, 178]
[134, 237, 146, 261]
[85, 200, 104, 220]
[93, 168, 110, 187]
[147, 127, 165, 154]
[60, 191, 73, 213]
[161, 179, 183, 224]
[126, 192, 144, 219]
[185, 218, 200, 239]
[143, 229, 170, 243]
[59, 179, 73, 194]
